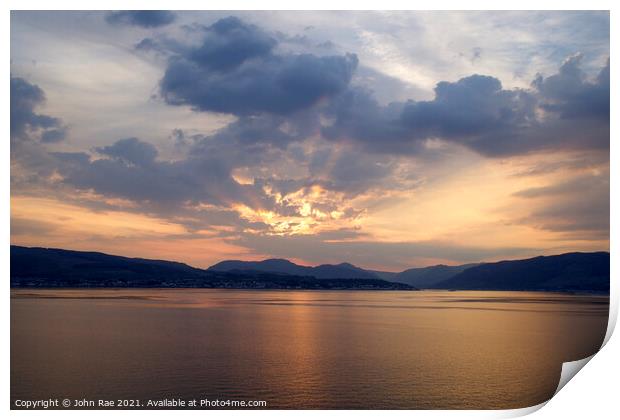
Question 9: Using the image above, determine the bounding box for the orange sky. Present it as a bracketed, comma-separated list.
[10, 11, 609, 271]
[11, 147, 609, 271]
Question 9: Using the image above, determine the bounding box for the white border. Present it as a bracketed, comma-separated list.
[3, 1, 617, 419]
[3, 1, 617, 10]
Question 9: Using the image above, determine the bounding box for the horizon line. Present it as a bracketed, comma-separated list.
[9, 243, 610, 274]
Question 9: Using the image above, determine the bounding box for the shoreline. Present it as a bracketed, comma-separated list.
[9, 287, 611, 297]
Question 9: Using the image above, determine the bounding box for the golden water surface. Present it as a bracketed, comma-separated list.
[11, 289, 609, 409]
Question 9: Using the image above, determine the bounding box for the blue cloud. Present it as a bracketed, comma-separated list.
[151, 17, 608, 157]
[188, 16, 277, 71]
[106, 10, 176, 28]
[52, 145, 268, 210]
[96, 137, 158, 166]
[323, 57, 608, 156]
[10, 76, 66, 142]
[159, 17, 358, 116]
[40, 127, 68, 144]
[533, 54, 609, 120]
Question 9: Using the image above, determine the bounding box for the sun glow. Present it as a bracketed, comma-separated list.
[233, 183, 361, 236]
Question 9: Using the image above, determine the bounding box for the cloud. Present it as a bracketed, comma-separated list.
[298, 145, 420, 196]
[192, 113, 314, 149]
[321, 88, 412, 153]
[13, 25, 608, 246]
[323, 57, 608, 157]
[11, 217, 59, 236]
[183, 111, 414, 195]
[95, 137, 158, 166]
[9, 12, 611, 269]
[400, 75, 537, 152]
[51, 142, 271, 212]
[512, 171, 609, 238]
[533, 53, 609, 120]
[105, 11, 176, 28]
[148, 17, 608, 159]
[509, 154, 607, 178]
[17, 128, 409, 239]
[40, 127, 68, 143]
[513, 174, 604, 198]
[322, 75, 539, 156]
[159, 17, 359, 116]
[10, 76, 67, 142]
[188, 16, 277, 72]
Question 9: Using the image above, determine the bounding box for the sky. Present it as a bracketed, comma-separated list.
[10, 11, 610, 271]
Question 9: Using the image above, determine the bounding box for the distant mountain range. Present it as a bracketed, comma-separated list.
[210, 259, 380, 279]
[208, 260, 480, 289]
[9, 246, 414, 290]
[434, 252, 610, 292]
[10, 245, 609, 293]
[390, 263, 480, 288]
[205, 252, 609, 293]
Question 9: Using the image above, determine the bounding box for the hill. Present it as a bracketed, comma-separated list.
[392, 263, 479, 288]
[434, 252, 609, 292]
[10, 246, 609, 293]
[209, 259, 379, 279]
[10, 246, 414, 290]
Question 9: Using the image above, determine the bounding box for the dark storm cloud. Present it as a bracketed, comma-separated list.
[321, 88, 412, 152]
[40, 127, 68, 143]
[150, 17, 608, 159]
[96, 137, 158, 166]
[51, 141, 272, 210]
[159, 17, 358, 116]
[189, 17, 277, 72]
[323, 58, 608, 157]
[533, 54, 609, 120]
[323, 75, 538, 156]
[10, 76, 66, 142]
[323, 75, 536, 155]
[400, 75, 537, 152]
[192, 114, 310, 149]
[105, 11, 176, 28]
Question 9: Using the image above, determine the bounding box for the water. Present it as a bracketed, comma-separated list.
[11, 289, 608, 409]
